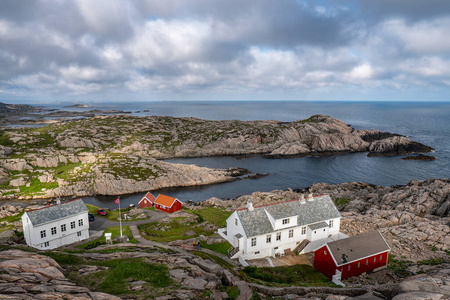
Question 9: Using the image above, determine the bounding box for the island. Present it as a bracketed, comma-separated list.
[0, 113, 434, 200]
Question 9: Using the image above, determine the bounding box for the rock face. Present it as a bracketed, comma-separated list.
[0, 249, 120, 299]
[0, 114, 433, 199]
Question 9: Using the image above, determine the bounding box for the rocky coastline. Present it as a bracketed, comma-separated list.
[0, 112, 434, 200]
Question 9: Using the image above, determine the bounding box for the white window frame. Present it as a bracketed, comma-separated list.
[276, 232, 281, 241]
[70, 221, 76, 229]
[289, 229, 294, 238]
[77, 231, 82, 237]
[251, 237, 256, 247]
[301, 226, 306, 235]
[329, 220, 334, 228]
[282, 218, 289, 225]
[266, 234, 271, 243]
[78, 219, 83, 227]
[61, 224, 66, 232]
[51, 227, 57, 235]
[40, 230, 46, 238]
[44, 241, 49, 247]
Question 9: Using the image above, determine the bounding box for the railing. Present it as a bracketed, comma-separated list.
[294, 239, 310, 254]
[228, 246, 239, 258]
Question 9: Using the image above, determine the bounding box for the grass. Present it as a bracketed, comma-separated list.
[43, 251, 173, 297]
[184, 206, 232, 227]
[418, 258, 447, 265]
[388, 254, 412, 278]
[334, 198, 352, 206]
[202, 241, 232, 256]
[242, 265, 336, 287]
[76, 226, 138, 249]
[18, 178, 59, 196]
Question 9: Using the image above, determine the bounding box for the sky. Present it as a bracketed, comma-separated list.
[1, 0, 450, 103]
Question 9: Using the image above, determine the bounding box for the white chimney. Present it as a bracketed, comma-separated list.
[307, 193, 314, 201]
[247, 201, 254, 211]
[299, 194, 306, 204]
[56, 198, 61, 205]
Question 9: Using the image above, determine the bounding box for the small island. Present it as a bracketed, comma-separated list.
[402, 154, 436, 161]
[65, 104, 93, 108]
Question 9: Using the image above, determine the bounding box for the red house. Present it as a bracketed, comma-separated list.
[154, 194, 182, 214]
[314, 231, 390, 281]
[138, 192, 156, 208]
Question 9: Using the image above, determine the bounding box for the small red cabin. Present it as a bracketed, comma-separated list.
[314, 231, 390, 280]
[154, 194, 182, 214]
[139, 192, 156, 208]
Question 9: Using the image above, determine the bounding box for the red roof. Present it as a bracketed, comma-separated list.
[139, 192, 156, 203]
[154, 194, 180, 208]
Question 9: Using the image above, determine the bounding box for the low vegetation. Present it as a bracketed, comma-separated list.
[85, 204, 145, 222]
[242, 265, 336, 287]
[76, 226, 138, 249]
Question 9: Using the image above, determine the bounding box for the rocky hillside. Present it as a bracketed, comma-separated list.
[0, 114, 433, 199]
[202, 178, 450, 261]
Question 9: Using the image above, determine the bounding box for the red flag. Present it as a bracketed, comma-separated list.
[114, 197, 120, 204]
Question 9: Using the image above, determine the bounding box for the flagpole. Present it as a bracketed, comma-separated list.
[118, 197, 123, 237]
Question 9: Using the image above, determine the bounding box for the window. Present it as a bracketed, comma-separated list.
[314, 231, 316, 234]
[348, 265, 351, 271]
[251, 237, 256, 247]
[44, 241, 49, 247]
[323, 229, 326, 231]
[282, 218, 289, 225]
[235, 219, 237, 226]
[61, 224, 66, 232]
[40, 230, 46, 238]
[374, 257, 376, 262]
[51, 227, 57, 235]
[276, 232, 281, 241]
[266, 235, 271, 243]
[358, 262, 360, 268]
[71, 221, 75, 229]
[324, 250, 327, 255]
[78, 219, 83, 227]
[380, 254, 382, 260]
[301, 226, 306, 235]
[329, 220, 334, 228]
[366, 259, 368, 265]
[289, 229, 294, 238]
[77, 231, 82, 237]
[255, 251, 260, 254]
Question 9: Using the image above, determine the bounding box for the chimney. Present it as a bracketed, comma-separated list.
[307, 193, 314, 201]
[299, 194, 306, 204]
[56, 198, 61, 205]
[247, 201, 254, 211]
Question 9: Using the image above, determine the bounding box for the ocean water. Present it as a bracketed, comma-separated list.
[39, 101, 449, 208]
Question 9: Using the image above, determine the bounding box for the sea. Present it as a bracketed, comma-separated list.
[34, 101, 450, 208]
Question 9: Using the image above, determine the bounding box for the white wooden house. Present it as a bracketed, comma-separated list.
[22, 198, 89, 250]
[218, 194, 345, 261]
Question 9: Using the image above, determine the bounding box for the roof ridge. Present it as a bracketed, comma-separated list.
[237, 194, 329, 211]
[27, 198, 82, 213]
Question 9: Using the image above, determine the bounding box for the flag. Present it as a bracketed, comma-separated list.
[114, 197, 120, 204]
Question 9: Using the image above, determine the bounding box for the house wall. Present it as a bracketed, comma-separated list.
[339, 251, 389, 280]
[22, 212, 89, 250]
[242, 225, 305, 259]
[225, 211, 247, 250]
[314, 245, 337, 279]
[138, 198, 153, 208]
[274, 216, 298, 231]
[314, 246, 390, 280]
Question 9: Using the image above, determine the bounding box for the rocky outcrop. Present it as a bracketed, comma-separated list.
[402, 154, 436, 161]
[0, 114, 434, 198]
[0, 249, 120, 299]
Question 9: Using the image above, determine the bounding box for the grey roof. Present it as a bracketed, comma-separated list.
[308, 222, 328, 230]
[327, 231, 390, 266]
[264, 203, 297, 220]
[235, 233, 243, 239]
[236, 195, 341, 238]
[26, 199, 88, 226]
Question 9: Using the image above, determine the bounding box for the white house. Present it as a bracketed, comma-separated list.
[22, 198, 89, 250]
[218, 194, 344, 260]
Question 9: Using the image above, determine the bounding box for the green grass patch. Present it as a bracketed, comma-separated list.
[18, 178, 59, 196]
[76, 226, 138, 249]
[201, 241, 232, 256]
[388, 254, 412, 278]
[85, 204, 142, 222]
[242, 265, 336, 287]
[184, 206, 232, 227]
[0, 210, 24, 223]
[54, 162, 83, 180]
[334, 198, 352, 206]
[226, 285, 240, 300]
[68, 257, 172, 296]
[42, 252, 86, 265]
[418, 258, 446, 265]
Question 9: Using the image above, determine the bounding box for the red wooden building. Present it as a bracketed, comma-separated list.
[314, 231, 390, 280]
[138, 192, 156, 208]
[154, 194, 182, 214]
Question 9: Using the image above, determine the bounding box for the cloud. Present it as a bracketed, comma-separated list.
[0, 0, 449, 101]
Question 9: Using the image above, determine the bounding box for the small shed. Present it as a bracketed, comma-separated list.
[139, 192, 156, 208]
[154, 194, 182, 214]
[314, 231, 390, 280]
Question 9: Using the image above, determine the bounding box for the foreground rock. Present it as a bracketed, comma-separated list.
[0, 249, 120, 299]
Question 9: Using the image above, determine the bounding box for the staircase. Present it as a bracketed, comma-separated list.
[293, 239, 310, 254]
[228, 246, 240, 258]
